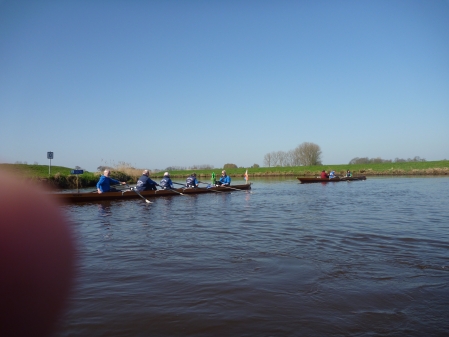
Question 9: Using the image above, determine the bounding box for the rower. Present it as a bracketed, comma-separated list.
[215, 170, 231, 186]
[96, 170, 126, 193]
[159, 172, 174, 190]
[185, 172, 199, 188]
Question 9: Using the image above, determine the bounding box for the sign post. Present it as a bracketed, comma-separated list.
[47, 152, 54, 175]
[70, 169, 84, 193]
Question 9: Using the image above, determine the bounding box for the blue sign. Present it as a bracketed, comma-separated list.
[47, 151, 54, 159]
[71, 170, 84, 175]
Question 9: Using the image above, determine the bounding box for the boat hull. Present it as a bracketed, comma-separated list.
[297, 176, 366, 183]
[52, 184, 252, 203]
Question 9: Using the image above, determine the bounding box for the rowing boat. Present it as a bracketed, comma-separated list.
[297, 176, 367, 183]
[52, 184, 252, 203]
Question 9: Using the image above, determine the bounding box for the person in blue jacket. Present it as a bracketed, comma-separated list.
[96, 169, 126, 193]
[136, 170, 158, 191]
[329, 170, 336, 179]
[159, 172, 174, 190]
[216, 170, 231, 186]
[185, 172, 199, 188]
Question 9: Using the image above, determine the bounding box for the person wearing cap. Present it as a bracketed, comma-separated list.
[96, 169, 127, 193]
[216, 170, 231, 186]
[329, 170, 336, 179]
[159, 172, 174, 190]
[136, 170, 158, 191]
[185, 172, 199, 188]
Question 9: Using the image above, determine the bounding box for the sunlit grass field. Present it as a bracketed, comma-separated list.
[166, 160, 449, 179]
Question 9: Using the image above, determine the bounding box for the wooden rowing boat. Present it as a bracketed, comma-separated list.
[297, 176, 367, 183]
[52, 184, 252, 203]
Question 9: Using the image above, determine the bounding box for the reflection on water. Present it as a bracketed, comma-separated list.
[57, 177, 449, 337]
[97, 203, 112, 217]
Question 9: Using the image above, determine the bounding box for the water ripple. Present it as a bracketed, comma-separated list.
[57, 177, 449, 337]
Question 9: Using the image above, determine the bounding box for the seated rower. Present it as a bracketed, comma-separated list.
[329, 170, 336, 179]
[136, 170, 158, 191]
[185, 172, 199, 188]
[159, 172, 174, 190]
[320, 170, 329, 179]
[215, 170, 231, 186]
[346, 170, 352, 177]
[96, 170, 126, 194]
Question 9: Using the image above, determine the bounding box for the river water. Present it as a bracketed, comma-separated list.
[55, 177, 449, 337]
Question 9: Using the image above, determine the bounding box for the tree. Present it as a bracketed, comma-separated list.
[290, 148, 302, 166]
[295, 142, 322, 166]
[285, 150, 294, 167]
[277, 151, 289, 167]
[263, 153, 272, 167]
[251, 164, 260, 168]
[270, 151, 280, 167]
[223, 163, 237, 169]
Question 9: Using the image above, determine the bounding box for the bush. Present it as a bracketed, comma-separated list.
[223, 163, 238, 169]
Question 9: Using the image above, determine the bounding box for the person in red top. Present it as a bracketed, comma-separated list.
[320, 170, 329, 179]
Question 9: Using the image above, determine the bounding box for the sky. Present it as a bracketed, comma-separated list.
[1, 0, 448, 172]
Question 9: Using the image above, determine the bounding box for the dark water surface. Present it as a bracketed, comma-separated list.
[56, 177, 449, 337]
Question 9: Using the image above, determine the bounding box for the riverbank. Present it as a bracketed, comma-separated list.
[1, 160, 448, 189]
[165, 160, 449, 179]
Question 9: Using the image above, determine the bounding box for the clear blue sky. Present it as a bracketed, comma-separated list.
[1, 0, 448, 172]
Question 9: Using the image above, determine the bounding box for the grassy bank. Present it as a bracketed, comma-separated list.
[0, 163, 141, 189]
[152, 160, 449, 178]
[1, 161, 448, 189]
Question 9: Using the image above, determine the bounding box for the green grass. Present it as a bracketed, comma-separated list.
[0, 164, 99, 188]
[2, 161, 448, 189]
[0, 163, 74, 177]
[151, 160, 449, 178]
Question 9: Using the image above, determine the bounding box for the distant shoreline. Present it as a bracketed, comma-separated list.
[1, 161, 448, 189]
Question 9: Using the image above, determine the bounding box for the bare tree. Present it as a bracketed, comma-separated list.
[277, 151, 289, 167]
[189, 164, 214, 170]
[290, 147, 302, 166]
[285, 150, 294, 167]
[263, 153, 272, 167]
[295, 142, 322, 166]
[350, 157, 425, 164]
[270, 151, 281, 167]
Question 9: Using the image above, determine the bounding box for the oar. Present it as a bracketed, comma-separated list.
[217, 185, 252, 193]
[91, 183, 125, 193]
[172, 181, 203, 190]
[198, 181, 225, 193]
[172, 182, 188, 188]
[158, 184, 186, 196]
[126, 185, 152, 203]
[168, 188, 186, 196]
